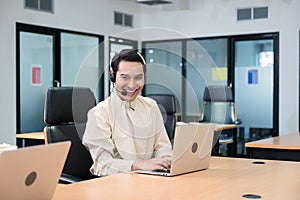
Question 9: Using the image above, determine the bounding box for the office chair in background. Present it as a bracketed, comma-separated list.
[44, 86, 98, 184]
[199, 85, 241, 156]
[147, 94, 177, 143]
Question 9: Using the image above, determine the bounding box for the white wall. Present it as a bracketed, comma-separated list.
[0, 0, 299, 144]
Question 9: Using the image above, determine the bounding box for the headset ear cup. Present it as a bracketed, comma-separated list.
[109, 70, 116, 82]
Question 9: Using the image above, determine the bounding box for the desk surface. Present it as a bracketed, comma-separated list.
[215, 124, 238, 131]
[14, 125, 237, 140]
[245, 132, 300, 150]
[52, 157, 300, 200]
[16, 132, 45, 140]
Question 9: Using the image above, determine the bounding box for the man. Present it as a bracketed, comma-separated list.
[83, 49, 172, 176]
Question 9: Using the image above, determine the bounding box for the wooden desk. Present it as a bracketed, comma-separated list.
[16, 132, 46, 147]
[215, 124, 238, 131]
[245, 132, 300, 161]
[52, 157, 300, 200]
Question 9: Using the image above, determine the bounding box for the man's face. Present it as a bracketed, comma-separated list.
[115, 61, 144, 102]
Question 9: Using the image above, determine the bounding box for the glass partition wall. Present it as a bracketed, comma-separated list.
[142, 33, 278, 156]
[185, 39, 228, 122]
[143, 41, 183, 119]
[17, 23, 104, 135]
[143, 38, 228, 122]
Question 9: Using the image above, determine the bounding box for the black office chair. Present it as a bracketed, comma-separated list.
[199, 85, 241, 156]
[147, 94, 177, 142]
[44, 86, 98, 184]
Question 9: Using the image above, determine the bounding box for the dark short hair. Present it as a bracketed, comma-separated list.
[110, 49, 146, 74]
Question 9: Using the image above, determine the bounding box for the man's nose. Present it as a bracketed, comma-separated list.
[127, 78, 136, 87]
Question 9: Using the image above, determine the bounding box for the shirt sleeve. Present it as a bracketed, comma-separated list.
[82, 105, 134, 176]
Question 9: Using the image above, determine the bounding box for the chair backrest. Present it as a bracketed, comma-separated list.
[147, 94, 177, 141]
[44, 86, 96, 182]
[199, 85, 238, 124]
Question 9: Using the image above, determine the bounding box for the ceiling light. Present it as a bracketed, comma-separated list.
[137, 0, 173, 6]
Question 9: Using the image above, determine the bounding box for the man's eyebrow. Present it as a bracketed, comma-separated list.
[119, 73, 143, 77]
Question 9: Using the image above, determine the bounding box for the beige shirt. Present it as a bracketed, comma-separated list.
[82, 91, 172, 176]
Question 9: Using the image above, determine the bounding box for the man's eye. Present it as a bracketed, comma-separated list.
[121, 76, 129, 80]
[135, 76, 143, 80]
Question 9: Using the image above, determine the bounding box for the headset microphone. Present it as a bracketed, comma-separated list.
[120, 89, 128, 96]
[113, 86, 134, 110]
[114, 86, 128, 96]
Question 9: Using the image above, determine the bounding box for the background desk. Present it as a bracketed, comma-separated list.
[215, 124, 238, 131]
[16, 132, 45, 147]
[245, 132, 300, 161]
[53, 157, 300, 200]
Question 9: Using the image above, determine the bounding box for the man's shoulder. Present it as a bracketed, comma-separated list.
[92, 96, 111, 111]
[138, 95, 156, 105]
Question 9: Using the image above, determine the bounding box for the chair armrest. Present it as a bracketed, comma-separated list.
[59, 173, 84, 184]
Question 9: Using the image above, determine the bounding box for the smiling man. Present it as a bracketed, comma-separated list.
[82, 49, 172, 176]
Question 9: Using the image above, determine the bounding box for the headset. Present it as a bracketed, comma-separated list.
[109, 50, 146, 83]
[109, 69, 117, 83]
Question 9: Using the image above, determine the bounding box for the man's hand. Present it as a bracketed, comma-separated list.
[131, 156, 171, 171]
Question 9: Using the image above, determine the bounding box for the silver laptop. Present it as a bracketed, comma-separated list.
[0, 141, 71, 200]
[135, 123, 215, 176]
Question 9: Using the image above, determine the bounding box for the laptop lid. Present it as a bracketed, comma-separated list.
[0, 141, 71, 200]
[135, 123, 215, 176]
[170, 123, 215, 176]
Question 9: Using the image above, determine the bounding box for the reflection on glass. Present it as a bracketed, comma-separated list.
[259, 51, 273, 68]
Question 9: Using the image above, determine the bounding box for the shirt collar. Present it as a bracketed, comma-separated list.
[112, 91, 138, 111]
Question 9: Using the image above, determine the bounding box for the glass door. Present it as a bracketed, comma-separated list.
[18, 31, 54, 132]
[231, 33, 279, 145]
